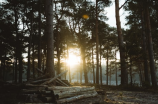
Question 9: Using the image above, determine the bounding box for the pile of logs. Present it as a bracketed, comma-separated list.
[0, 70, 98, 103]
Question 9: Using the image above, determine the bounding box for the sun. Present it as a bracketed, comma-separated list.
[67, 49, 80, 66]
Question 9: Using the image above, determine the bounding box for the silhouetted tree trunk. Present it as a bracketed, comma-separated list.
[81, 47, 88, 84]
[80, 57, 82, 83]
[0, 41, 2, 80]
[45, 0, 55, 78]
[95, 0, 99, 84]
[56, 22, 61, 77]
[18, 48, 23, 83]
[100, 45, 102, 85]
[138, 63, 143, 86]
[110, 63, 111, 85]
[92, 47, 95, 84]
[115, 51, 118, 86]
[38, 0, 42, 72]
[115, 0, 128, 85]
[145, 0, 157, 87]
[106, 49, 109, 85]
[14, 57, 18, 83]
[27, 2, 33, 81]
[129, 55, 133, 86]
[141, 6, 150, 86]
[14, 3, 18, 83]
[32, 41, 35, 78]
[67, 45, 71, 83]
[3, 52, 6, 81]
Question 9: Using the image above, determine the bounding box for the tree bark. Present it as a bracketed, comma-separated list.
[115, 51, 118, 86]
[38, 0, 42, 73]
[115, 0, 128, 85]
[14, 3, 18, 83]
[95, 0, 99, 84]
[145, 0, 157, 87]
[27, 2, 33, 81]
[81, 47, 88, 84]
[141, 7, 150, 86]
[129, 55, 133, 86]
[92, 47, 95, 84]
[18, 47, 23, 83]
[106, 49, 109, 85]
[45, 0, 55, 78]
[32, 41, 35, 78]
[99, 45, 102, 85]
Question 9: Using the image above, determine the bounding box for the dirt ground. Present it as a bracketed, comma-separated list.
[70, 90, 158, 104]
[1, 83, 158, 104]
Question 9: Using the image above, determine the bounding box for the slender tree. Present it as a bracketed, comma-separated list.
[115, 0, 128, 85]
[38, 0, 42, 73]
[145, 0, 157, 87]
[95, 0, 99, 85]
[45, 0, 55, 78]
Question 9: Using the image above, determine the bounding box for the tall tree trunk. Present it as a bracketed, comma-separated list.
[106, 49, 109, 85]
[82, 48, 88, 84]
[67, 45, 71, 83]
[138, 63, 143, 86]
[57, 25, 61, 77]
[145, 0, 157, 87]
[115, 51, 118, 86]
[95, 0, 99, 84]
[115, 0, 128, 85]
[27, 4, 33, 81]
[32, 41, 35, 78]
[45, 0, 55, 78]
[64, 46, 67, 80]
[92, 46, 95, 84]
[18, 48, 23, 83]
[100, 45, 102, 85]
[15, 57, 18, 83]
[0, 41, 2, 80]
[80, 57, 82, 84]
[38, 0, 42, 72]
[110, 64, 111, 85]
[141, 7, 150, 86]
[14, 3, 18, 83]
[57, 54, 61, 76]
[3, 52, 6, 81]
[12, 61, 15, 82]
[129, 55, 133, 86]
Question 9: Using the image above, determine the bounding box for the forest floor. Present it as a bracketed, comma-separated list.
[70, 85, 158, 104]
[1, 82, 158, 104]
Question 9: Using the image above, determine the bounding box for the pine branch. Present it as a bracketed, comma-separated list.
[119, 0, 129, 10]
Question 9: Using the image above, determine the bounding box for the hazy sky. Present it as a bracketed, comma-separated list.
[105, 0, 128, 29]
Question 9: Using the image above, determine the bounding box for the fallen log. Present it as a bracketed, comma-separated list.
[41, 70, 68, 85]
[27, 74, 49, 83]
[30, 78, 51, 84]
[58, 90, 96, 99]
[24, 84, 48, 87]
[40, 90, 54, 94]
[56, 86, 95, 98]
[56, 78, 69, 86]
[46, 86, 90, 90]
[57, 91, 98, 103]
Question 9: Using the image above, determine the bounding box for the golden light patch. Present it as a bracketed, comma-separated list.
[82, 14, 89, 19]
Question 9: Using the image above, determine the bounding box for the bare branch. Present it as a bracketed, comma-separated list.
[119, 0, 129, 10]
